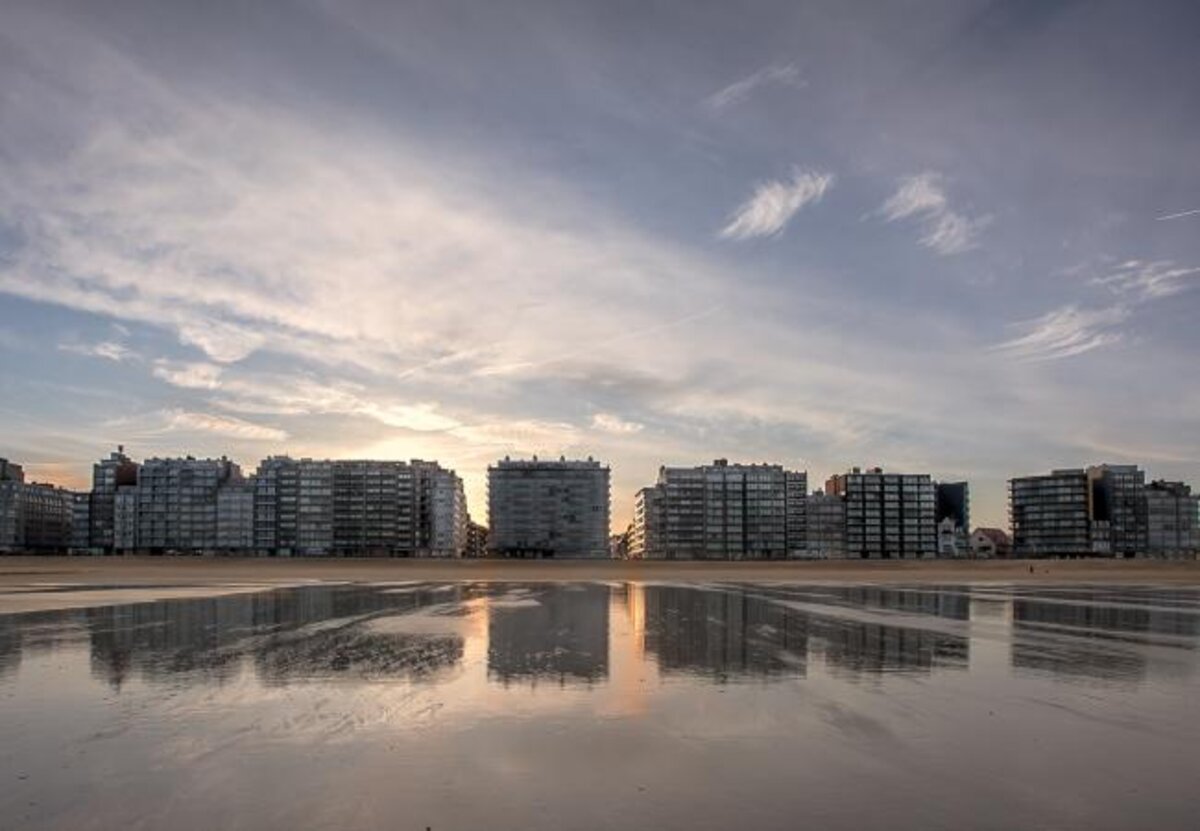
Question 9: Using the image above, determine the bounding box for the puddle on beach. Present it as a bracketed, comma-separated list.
[2, 582, 1198, 830]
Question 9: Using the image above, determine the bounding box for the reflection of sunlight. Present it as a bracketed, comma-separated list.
[968, 594, 1014, 678]
[601, 582, 653, 717]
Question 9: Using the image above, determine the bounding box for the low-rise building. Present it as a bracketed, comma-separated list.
[970, 527, 1011, 559]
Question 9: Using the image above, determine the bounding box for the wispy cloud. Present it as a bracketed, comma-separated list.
[719, 168, 834, 240]
[879, 172, 989, 255]
[704, 64, 806, 110]
[152, 360, 223, 390]
[590, 412, 644, 435]
[992, 305, 1129, 361]
[1156, 208, 1200, 221]
[58, 340, 135, 362]
[1092, 259, 1200, 300]
[165, 410, 288, 441]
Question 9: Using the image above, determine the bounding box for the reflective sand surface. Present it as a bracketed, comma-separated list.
[2, 582, 1198, 830]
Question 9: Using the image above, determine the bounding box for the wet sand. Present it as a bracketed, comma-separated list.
[1, 556, 1199, 613]
[3, 579, 1199, 830]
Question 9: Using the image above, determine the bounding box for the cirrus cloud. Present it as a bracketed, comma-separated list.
[719, 168, 834, 240]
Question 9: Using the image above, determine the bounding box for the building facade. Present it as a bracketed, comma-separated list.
[935, 482, 970, 557]
[1088, 464, 1147, 557]
[629, 485, 665, 559]
[630, 460, 806, 560]
[0, 458, 74, 553]
[1009, 469, 1095, 557]
[805, 490, 847, 559]
[488, 457, 610, 558]
[1144, 481, 1199, 559]
[89, 447, 139, 554]
[826, 468, 937, 559]
[134, 457, 243, 554]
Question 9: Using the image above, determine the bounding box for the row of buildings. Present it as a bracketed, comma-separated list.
[1, 449, 474, 557]
[1010, 465, 1198, 558]
[1, 451, 1197, 559]
[627, 461, 972, 560]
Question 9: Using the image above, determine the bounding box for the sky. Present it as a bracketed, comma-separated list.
[1, 0, 1198, 530]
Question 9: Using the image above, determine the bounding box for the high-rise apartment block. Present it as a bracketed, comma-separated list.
[1008, 464, 1193, 558]
[826, 468, 937, 559]
[1144, 481, 1199, 558]
[88, 447, 139, 553]
[805, 490, 847, 559]
[1009, 469, 1094, 557]
[132, 457, 243, 553]
[629, 485, 664, 559]
[1088, 464, 1147, 557]
[629, 460, 807, 560]
[51, 450, 470, 557]
[488, 457, 610, 558]
[0, 458, 74, 553]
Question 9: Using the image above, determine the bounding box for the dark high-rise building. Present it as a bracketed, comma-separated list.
[1009, 469, 1094, 557]
[1087, 464, 1147, 558]
[827, 468, 936, 559]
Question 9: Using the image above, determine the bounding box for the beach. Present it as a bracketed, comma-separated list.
[2, 555, 1199, 614]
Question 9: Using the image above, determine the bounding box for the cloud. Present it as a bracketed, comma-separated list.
[177, 319, 266, 364]
[879, 172, 989, 255]
[164, 410, 288, 441]
[1091, 259, 1200, 301]
[992, 305, 1129, 361]
[920, 211, 993, 256]
[58, 340, 134, 362]
[361, 402, 462, 432]
[880, 174, 948, 221]
[704, 64, 807, 111]
[1156, 208, 1200, 221]
[719, 168, 834, 240]
[152, 360, 223, 390]
[590, 412, 644, 435]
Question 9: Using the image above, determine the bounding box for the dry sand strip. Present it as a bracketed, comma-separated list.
[0, 556, 1199, 614]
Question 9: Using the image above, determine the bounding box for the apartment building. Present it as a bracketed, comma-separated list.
[488, 457, 610, 558]
[1144, 480, 1199, 559]
[1009, 469, 1095, 557]
[630, 460, 806, 560]
[0, 458, 74, 553]
[826, 468, 937, 559]
[134, 457, 243, 554]
[1088, 464, 1147, 557]
[805, 490, 847, 559]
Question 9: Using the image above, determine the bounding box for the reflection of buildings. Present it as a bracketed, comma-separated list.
[642, 586, 808, 679]
[487, 585, 610, 684]
[83, 586, 464, 688]
[812, 618, 967, 676]
[800, 587, 969, 676]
